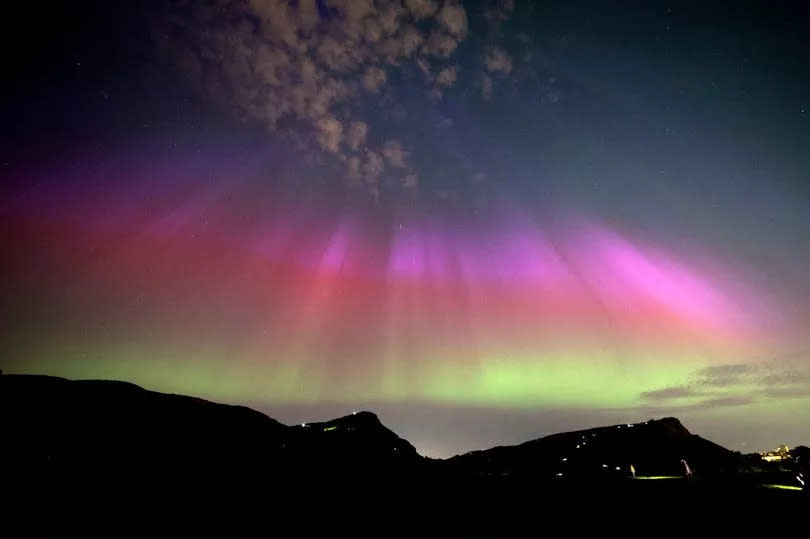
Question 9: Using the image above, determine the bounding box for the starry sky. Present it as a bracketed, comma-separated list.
[2, 1, 809, 457]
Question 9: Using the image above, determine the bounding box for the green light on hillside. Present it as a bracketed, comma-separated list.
[634, 476, 682, 480]
[323, 425, 338, 432]
[762, 484, 802, 491]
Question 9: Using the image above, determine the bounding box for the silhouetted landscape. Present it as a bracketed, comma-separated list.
[2, 373, 806, 537]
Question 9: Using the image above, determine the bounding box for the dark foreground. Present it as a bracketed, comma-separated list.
[2, 374, 807, 537]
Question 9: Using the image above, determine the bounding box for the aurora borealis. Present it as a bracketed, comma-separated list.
[2, 1, 809, 456]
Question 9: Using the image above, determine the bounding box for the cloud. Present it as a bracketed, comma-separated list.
[639, 385, 753, 410]
[486, 0, 516, 27]
[382, 140, 408, 168]
[423, 29, 461, 57]
[400, 26, 426, 56]
[436, 1, 468, 38]
[619, 394, 755, 415]
[315, 115, 343, 153]
[157, 0, 521, 200]
[759, 369, 810, 386]
[316, 36, 361, 71]
[641, 386, 708, 401]
[692, 364, 755, 387]
[689, 396, 755, 409]
[405, 0, 438, 21]
[485, 47, 513, 74]
[334, 0, 375, 22]
[346, 155, 362, 185]
[403, 173, 419, 190]
[436, 65, 459, 87]
[346, 121, 369, 151]
[636, 360, 810, 414]
[377, 2, 407, 35]
[363, 151, 385, 183]
[698, 364, 754, 378]
[362, 151, 385, 201]
[762, 387, 810, 398]
[362, 66, 387, 93]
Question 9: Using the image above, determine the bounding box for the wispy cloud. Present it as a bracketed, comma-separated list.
[640, 386, 710, 400]
[637, 357, 810, 413]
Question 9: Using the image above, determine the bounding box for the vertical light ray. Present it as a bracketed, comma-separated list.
[2, 155, 795, 408]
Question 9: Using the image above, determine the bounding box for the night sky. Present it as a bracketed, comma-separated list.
[2, 1, 809, 457]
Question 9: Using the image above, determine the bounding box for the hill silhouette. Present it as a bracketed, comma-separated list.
[450, 416, 740, 479]
[1, 373, 806, 537]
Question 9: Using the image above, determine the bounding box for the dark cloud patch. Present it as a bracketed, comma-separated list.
[697, 364, 754, 378]
[762, 387, 810, 398]
[640, 386, 707, 401]
[692, 364, 754, 387]
[619, 395, 756, 417]
[638, 360, 810, 416]
[759, 370, 810, 386]
[691, 362, 810, 394]
[694, 396, 755, 409]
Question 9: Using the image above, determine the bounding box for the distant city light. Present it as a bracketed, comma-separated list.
[760, 445, 791, 462]
[561, 458, 568, 462]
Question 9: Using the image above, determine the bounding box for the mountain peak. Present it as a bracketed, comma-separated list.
[647, 417, 691, 436]
[291, 409, 420, 462]
[341, 410, 381, 424]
